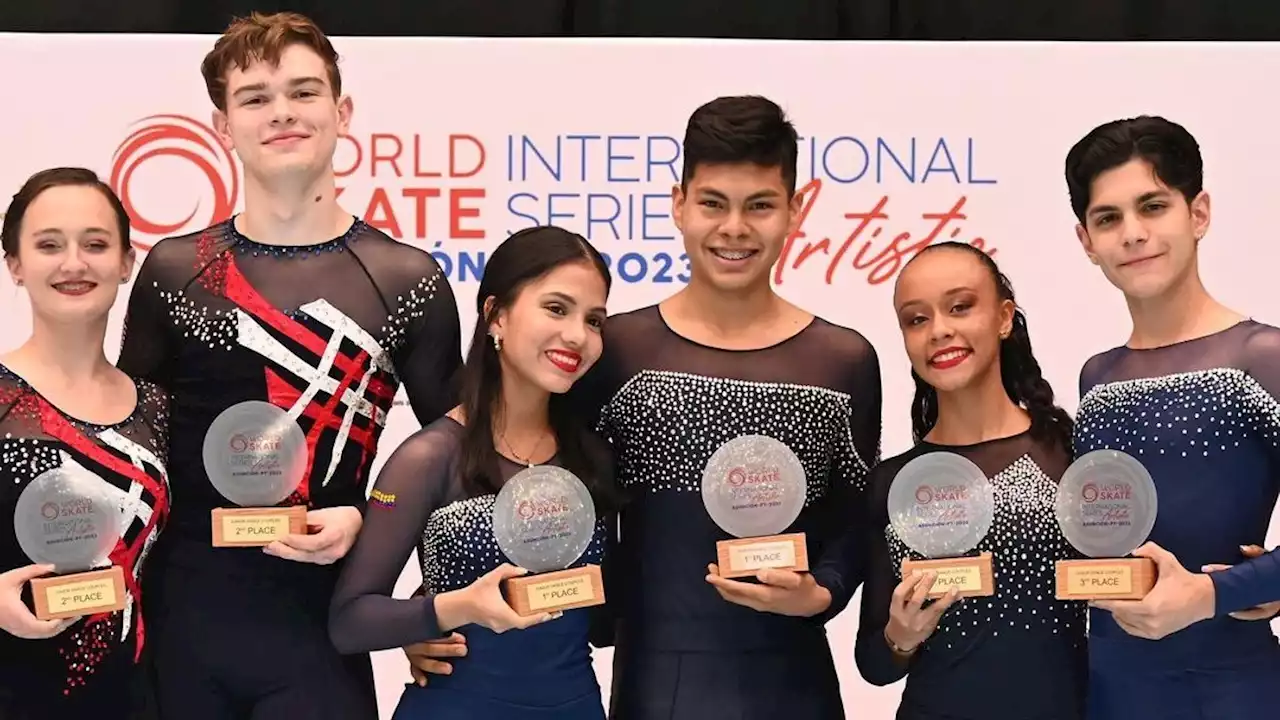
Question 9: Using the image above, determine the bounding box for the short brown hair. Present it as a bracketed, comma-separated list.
[201, 12, 342, 112]
[1, 168, 132, 258]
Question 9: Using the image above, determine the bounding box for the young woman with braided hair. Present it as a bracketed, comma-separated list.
[854, 241, 1088, 720]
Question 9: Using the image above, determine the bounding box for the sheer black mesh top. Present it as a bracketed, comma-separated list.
[117, 218, 462, 588]
[0, 367, 169, 709]
[855, 430, 1087, 720]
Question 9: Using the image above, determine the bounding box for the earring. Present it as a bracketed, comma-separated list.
[491, 334, 502, 352]
[13, 279, 21, 287]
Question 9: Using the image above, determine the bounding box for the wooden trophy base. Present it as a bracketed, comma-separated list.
[211, 506, 308, 547]
[505, 564, 605, 617]
[900, 551, 995, 598]
[1055, 557, 1155, 600]
[31, 566, 127, 620]
[715, 533, 809, 579]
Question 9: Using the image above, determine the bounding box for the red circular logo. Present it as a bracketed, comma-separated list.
[110, 114, 240, 251]
[516, 500, 534, 520]
[727, 468, 746, 487]
[228, 433, 248, 453]
[1081, 482, 1099, 503]
[915, 485, 933, 504]
[40, 502, 59, 521]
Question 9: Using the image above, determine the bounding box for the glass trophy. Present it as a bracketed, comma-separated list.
[14, 465, 127, 620]
[1053, 449, 1158, 600]
[701, 435, 808, 579]
[888, 452, 996, 598]
[492, 465, 604, 617]
[202, 400, 309, 547]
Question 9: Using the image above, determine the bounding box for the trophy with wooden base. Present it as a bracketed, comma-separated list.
[702, 435, 808, 579]
[203, 400, 309, 547]
[889, 452, 996, 598]
[14, 463, 128, 620]
[492, 465, 604, 617]
[1054, 449, 1158, 600]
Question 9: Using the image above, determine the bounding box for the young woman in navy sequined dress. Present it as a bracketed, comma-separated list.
[1065, 116, 1280, 720]
[0, 169, 170, 720]
[855, 243, 1087, 720]
[329, 227, 620, 719]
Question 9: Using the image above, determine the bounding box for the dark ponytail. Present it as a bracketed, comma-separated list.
[909, 243, 1074, 453]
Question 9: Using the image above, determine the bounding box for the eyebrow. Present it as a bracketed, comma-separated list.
[32, 227, 113, 236]
[697, 188, 782, 202]
[1087, 190, 1171, 218]
[232, 76, 327, 98]
[545, 291, 606, 314]
[895, 287, 976, 311]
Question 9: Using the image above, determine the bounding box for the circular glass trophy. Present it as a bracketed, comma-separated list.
[202, 401, 309, 547]
[492, 465, 604, 617]
[1053, 449, 1159, 600]
[13, 465, 128, 620]
[887, 452, 996, 598]
[701, 435, 809, 579]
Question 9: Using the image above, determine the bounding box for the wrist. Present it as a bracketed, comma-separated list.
[884, 626, 918, 656]
[433, 589, 472, 632]
[1194, 573, 1217, 621]
[805, 583, 833, 617]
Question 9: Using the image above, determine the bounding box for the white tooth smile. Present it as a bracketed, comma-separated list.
[711, 249, 755, 261]
[547, 351, 578, 367]
[933, 350, 969, 363]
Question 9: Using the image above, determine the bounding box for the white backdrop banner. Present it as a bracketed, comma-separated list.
[0, 35, 1277, 718]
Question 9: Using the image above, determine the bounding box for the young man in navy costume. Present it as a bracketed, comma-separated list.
[1066, 115, 1280, 720]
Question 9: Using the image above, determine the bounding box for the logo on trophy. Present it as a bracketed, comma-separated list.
[14, 465, 127, 620]
[203, 401, 309, 547]
[492, 465, 604, 617]
[888, 452, 996, 598]
[701, 435, 808, 579]
[1053, 449, 1158, 600]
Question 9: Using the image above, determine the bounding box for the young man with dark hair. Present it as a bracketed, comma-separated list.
[406, 95, 878, 717]
[1067, 115, 1280, 719]
[119, 12, 461, 720]
[584, 93, 880, 718]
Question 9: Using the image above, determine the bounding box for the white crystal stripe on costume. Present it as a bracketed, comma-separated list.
[94, 430, 164, 640]
[287, 322, 343, 424]
[324, 362, 377, 487]
[609, 368, 872, 476]
[234, 307, 387, 486]
[292, 301, 389, 486]
[1080, 367, 1280, 435]
[301, 299, 394, 373]
[234, 310, 385, 425]
[97, 429, 164, 488]
[60, 447, 155, 641]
